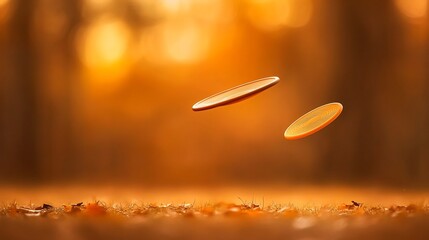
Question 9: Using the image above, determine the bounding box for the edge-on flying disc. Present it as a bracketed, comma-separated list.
[192, 76, 280, 111]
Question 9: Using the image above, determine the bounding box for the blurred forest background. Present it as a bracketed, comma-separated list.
[0, 0, 428, 188]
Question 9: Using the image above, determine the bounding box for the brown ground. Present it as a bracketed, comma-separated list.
[1, 186, 429, 240]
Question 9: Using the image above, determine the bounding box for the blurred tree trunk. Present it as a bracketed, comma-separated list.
[322, 1, 405, 185]
[321, 0, 429, 187]
[33, 0, 82, 182]
[3, 0, 40, 181]
[0, 0, 82, 183]
[421, 5, 429, 185]
[0, 4, 10, 179]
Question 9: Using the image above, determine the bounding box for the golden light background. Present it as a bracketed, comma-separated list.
[0, 0, 428, 188]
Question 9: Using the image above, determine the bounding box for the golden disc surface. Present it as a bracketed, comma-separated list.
[284, 102, 343, 140]
[192, 76, 280, 111]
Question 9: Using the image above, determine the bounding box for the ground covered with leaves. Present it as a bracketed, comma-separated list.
[2, 200, 429, 240]
[1, 200, 428, 219]
[2, 186, 429, 239]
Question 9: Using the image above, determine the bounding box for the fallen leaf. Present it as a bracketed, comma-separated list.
[85, 202, 107, 216]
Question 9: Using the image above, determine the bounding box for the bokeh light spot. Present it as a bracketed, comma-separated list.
[247, 0, 313, 31]
[137, 0, 228, 64]
[78, 17, 130, 68]
[395, 0, 428, 19]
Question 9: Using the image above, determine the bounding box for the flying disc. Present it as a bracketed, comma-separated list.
[192, 76, 280, 111]
[284, 102, 343, 140]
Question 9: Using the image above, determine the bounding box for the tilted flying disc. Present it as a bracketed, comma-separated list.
[192, 76, 280, 111]
[284, 102, 343, 140]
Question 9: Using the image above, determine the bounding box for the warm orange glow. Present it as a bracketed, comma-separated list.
[247, 0, 313, 31]
[395, 0, 428, 19]
[138, 26, 164, 64]
[159, 0, 230, 22]
[78, 17, 130, 69]
[135, 0, 232, 64]
[76, 16, 131, 88]
[164, 22, 211, 63]
[5, 0, 429, 192]
[160, 0, 191, 14]
[0, 0, 8, 8]
[85, 0, 112, 11]
[0, 0, 10, 23]
[139, 22, 211, 64]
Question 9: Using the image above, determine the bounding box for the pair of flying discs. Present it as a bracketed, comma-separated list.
[192, 76, 343, 140]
